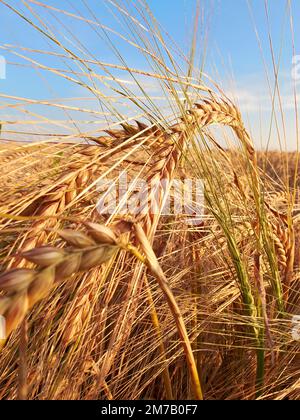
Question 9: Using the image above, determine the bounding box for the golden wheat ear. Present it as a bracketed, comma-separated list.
[0, 223, 119, 340]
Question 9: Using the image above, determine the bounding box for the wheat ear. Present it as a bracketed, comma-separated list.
[101, 98, 256, 234]
[0, 223, 119, 343]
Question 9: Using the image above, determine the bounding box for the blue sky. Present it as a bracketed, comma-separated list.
[0, 0, 299, 149]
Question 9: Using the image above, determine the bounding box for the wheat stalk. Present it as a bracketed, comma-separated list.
[133, 223, 203, 400]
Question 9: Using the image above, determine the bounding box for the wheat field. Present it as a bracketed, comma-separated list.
[0, 0, 299, 400]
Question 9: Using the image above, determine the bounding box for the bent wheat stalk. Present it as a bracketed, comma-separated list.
[133, 223, 203, 400]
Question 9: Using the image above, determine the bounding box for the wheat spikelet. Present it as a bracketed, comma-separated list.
[2, 150, 30, 164]
[56, 224, 119, 347]
[272, 229, 288, 270]
[214, 221, 255, 250]
[55, 223, 122, 346]
[0, 224, 119, 340]
[171, 99, 255, 158]
[61, 292, 90, 346]
[9, 164, 99, 260]
[272, 219, 295, 298]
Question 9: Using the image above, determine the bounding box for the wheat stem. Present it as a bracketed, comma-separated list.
[134, 224, 203, 400]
